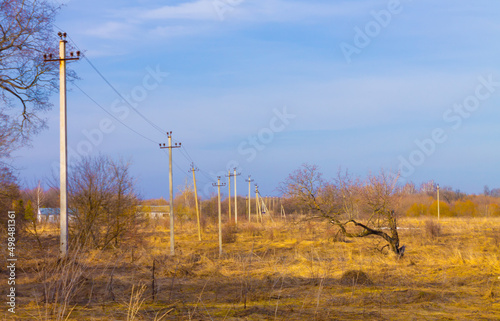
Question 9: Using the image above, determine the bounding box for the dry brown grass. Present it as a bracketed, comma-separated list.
[10, 217, 500, 320]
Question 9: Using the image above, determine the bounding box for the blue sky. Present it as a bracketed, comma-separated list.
[13, 0, 500, 198]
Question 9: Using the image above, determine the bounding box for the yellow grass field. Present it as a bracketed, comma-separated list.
[8, 216, 500, 320]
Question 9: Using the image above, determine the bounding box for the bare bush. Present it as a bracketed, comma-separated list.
[425, 220, 442, 238]
[68, 155, 139, 249]
[36, 247, 87, 320]
[222, 223, 237, 244]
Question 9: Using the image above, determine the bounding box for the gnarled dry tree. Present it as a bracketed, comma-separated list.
[0, 0, 73, 139]
[280, 164, 405, 256]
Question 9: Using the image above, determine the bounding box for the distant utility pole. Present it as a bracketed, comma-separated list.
[245, 175, 254, 222]
[226, 170, 231, 222]
[213, 177, 226, 256]
[437, 184, 440, 221]
[44, 32, 80, 258]
[232, 168, 241, 224]
[159, 132, 181, 256]
[255, 184, 262, 223]
[190, 163, 201, 241]
[281, 203, 286, 220]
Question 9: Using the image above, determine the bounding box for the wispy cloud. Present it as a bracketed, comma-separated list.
[84, 21, 137, 39]
[84, 0, 378, 41]
[229, 0, 377, 22]
[139, 0, 218, 21]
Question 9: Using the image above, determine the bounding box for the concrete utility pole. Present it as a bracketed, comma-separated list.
[255, 184, 262, 223]
[213, 177, 226, 256]
[190, 163, 201, 241]
[232, 168, 241, 224]
[245, 176, 254, 222]
[226, 170, 231, 222]
[160, 132, 181, 256]
[44, 32, 80, 258]
[437, 184, 440, 221]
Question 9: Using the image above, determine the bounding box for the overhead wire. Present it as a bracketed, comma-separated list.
[53, 27, 226, 190]
[74, 83, 159, 145]
[56, 27, 168, 137]
[83, 57, 168, 135]
[161, 149, 190, 180]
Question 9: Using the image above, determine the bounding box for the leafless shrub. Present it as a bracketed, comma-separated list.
[239, 223, 264, 237]
[425, 220, 442, 238]
[222, 223, 237, 244]
[68, 155, 139, 250]
[36, 248, 88, 321]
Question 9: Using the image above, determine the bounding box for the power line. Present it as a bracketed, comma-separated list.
[78, 80, 209, 184]
[53, 27, 224, 192]
[84, 57, 167, 135]
[181, 146, 194, 161]
[199, 168, 217, 183]
[161, 149, 190, 180]
[74, 83, 160, 144]
[57, 29, 168, 136]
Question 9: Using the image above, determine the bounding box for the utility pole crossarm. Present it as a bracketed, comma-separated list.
[43, 33, 81, 63]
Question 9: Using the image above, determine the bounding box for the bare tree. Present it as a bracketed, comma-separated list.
[0, 165, 19, 225]
[20, 181, 49, 247]
[68, 155, 139, 249]
[0, 114, 16, 162]
[0, 0, 69, 138]
[280, 164, 405, 256]
[108, 158, 138, 247]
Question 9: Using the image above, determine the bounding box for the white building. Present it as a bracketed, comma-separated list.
[37, 208, 60, 223]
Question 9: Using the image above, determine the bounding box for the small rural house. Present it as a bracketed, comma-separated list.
[37, 208, 60, 223]
[136, 205, 170, 219]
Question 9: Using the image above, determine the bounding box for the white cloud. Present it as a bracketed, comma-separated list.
[83, 21, 136, 39]
[134, 0, 377, 23]
[79, 0, 379, 41]
[230, 0, 377, 22]
[148, 25, 209, 38]
[139, 0, 218, 21]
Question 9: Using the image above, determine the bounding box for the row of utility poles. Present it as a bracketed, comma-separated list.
[46, 32, 283, 259]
